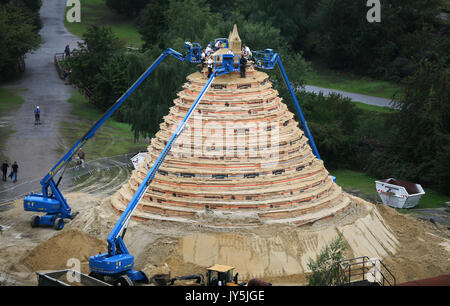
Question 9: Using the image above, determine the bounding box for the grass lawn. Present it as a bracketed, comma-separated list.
[304, 60, 403, 100]
[65, 0, 143, 47]
[352, 101, 394, 114]
[58, 90, 148, 160]
[0, 88, 25, 160]
[330, 169, 450, 210]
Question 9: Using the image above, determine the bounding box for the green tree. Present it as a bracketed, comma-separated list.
[0, 1, 41, 80]
[93, 53, 130, 112]
[298, 92, 361, 169]
[67, 25, 125, 96]
[137, 0, 168, 49]
[367, 60, 449, 194]
[308, 0, 444, 78]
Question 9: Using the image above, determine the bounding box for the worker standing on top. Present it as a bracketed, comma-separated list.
[240, 56, 247, 78]
[207, 57, 214, 78]
[215, 40, 222, 50]
[205, 44, 213, 56]
[242, 44, 252, 59]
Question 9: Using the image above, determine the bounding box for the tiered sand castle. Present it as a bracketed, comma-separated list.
[111, 25, 354, 227]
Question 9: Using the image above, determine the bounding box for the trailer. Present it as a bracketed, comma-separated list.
[376, 178, 425, 209]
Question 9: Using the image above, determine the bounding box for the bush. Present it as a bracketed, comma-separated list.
[307, 234, 348, 286]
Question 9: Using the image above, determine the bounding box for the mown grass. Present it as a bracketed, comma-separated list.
[352, 101, 395, 114]
[0, 88, 25, 160]
[64, 0, 143, 47]
[304, 61, 403, 100]
[330, 169, 450, 209]
[58, 90, 148, 160]
[0, 88, 25, 115]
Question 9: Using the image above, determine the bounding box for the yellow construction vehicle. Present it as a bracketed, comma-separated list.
[205, 264, 242, 286]
[152, 264, 271, 286]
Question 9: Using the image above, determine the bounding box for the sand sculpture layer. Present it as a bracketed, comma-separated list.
[111, 61, 354, 226]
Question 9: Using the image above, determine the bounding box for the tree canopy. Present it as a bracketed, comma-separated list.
[0, 0, 42, 80]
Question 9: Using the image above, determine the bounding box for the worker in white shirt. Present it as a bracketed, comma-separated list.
[205, 44, 213, 56]
[242, 44, 252, 59]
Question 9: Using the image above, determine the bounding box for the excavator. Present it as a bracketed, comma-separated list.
[152, 264, 271, 286]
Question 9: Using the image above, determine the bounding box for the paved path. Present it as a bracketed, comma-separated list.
[1, 0, 80, 192]
[302, 85, 399, 109]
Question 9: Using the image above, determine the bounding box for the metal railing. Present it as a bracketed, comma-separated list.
[329, 256, 396, 286]
[54, 52, 96, 103]
[0, 153, 137, 205]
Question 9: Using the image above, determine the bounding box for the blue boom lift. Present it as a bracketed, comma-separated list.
[88, 53, 238, 286]
[23, 44, 204, 231]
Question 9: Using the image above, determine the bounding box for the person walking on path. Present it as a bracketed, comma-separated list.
[64, 43, 71, 59]
[11, 161, 18, 183]
[34, 106, 40, 125]
[1, 160, 8, 182]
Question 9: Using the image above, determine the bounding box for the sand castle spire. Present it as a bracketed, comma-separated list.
[228, 24, 241, 54]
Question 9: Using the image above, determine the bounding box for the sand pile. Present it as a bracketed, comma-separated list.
[21, 229, 106, 274]
[376, 204, 450, 284]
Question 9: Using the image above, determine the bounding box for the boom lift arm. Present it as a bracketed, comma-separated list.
[253, 49, 321, 160]
[89, 54, 237, 285]
[23, 46, 202, 230]
[253, 49, 337, 182]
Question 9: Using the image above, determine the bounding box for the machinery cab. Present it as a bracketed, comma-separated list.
[253, 48, 276, 69]
[206, 264, 240, 286]
[212, 38, 228, 51]
[184, 42, 202, 63]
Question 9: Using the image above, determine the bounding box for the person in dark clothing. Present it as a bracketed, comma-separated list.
[65, 44, 70, 58]
[11, 161, 18, 183]
[1, 160, 8, 181]
[34, 106, 40, 125]
[76, 148, 85, 168]
[240, 56, 247, 78]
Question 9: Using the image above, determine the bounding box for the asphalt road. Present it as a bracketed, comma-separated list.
[1, 0, 80, 190]
[302, 85, 399, 109]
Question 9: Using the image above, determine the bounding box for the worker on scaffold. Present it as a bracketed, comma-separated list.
[207, 56, 214, 78]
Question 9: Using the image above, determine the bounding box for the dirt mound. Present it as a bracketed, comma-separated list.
[21, 229, 107, 274]
[376, 204, 450, 284]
